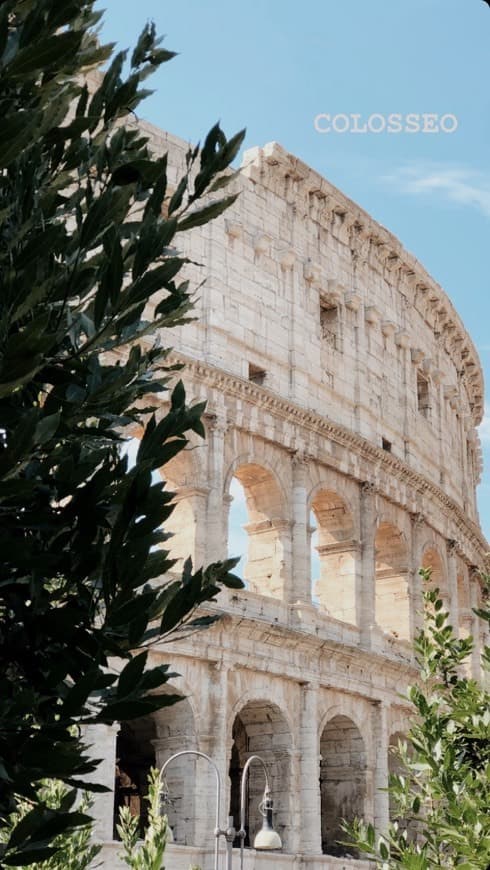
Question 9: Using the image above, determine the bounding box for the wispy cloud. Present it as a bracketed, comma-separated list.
[478, 402, 490, 444]
[383, 164, 490, 218]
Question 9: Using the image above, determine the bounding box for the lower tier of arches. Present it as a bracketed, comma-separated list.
[86, 648, 426, 864]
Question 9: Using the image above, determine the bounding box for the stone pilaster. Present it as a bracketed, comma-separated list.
[83, 723, 119, 843]
[171, 485, 210, 569]
[372, 701, 390, 836]
[205, 413, 228, 564]
[470, 578, 482, 680]
[446, 540, 460, 632]
[410, 512, 425, 637]
[298, 682, 322, 854]
[291, 452, 311, 604]
[360, 482, 377, 648]
[197, 662, 230, 841]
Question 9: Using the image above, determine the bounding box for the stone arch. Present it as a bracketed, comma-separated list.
[227, 688, 297, 746]
[159, 443, 208, 570]
[421, 544, 445, 584]
[225, 456, 291, 599]
[307, 481, 359, 538]
[224, 452, 290, 512]
[375, 522, 410, 639]
[421, 545, 448, 608]
[227, 699, 292, 851]
[319, 714, 367, 856]
[310, 488, 359, 624]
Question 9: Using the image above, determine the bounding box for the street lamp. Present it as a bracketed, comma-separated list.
[237, 754, 282, 869]
[159, 749, 282, 870]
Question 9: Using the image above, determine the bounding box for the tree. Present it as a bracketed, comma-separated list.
[0, 2, 244, 864]
[346, 571, 490, 869]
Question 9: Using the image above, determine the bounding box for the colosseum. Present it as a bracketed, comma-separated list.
[90, 119, 489, 869]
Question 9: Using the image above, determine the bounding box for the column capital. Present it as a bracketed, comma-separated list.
[172, 484, 210, 502]
[361, 480, 376, 495]
[410, 511, 425, 528]
[447, 538, 460, 556]
[300, 679, 320, 693]
[292, 449, 312, 469]
[316, 539, 360, 556]
[204, 411, 229, 435]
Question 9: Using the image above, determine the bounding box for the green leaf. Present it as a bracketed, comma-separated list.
[6, 32, 83, 77]
[118, 651, 148, 698]
[35, 412, 61, 445]
[177, 194, 238, 231]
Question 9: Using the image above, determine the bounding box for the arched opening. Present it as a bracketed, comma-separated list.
[227, 463, 290, 599]
[160, 450, 206, 571]
[228, 700, 291, 851]
[320, 715, 366, 856]
[311, 490, 358, 624]
[115, 695, 198, 845]
[228, 476, 248, 581]
[164, 497, 198, 570]
[421, 547, 447, 611]
[375, 523, 410, 639]
[310, 510, 320, 605]
[114, 717, 156, 839]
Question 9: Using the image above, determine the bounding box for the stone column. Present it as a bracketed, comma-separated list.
[291, 452, 311, 604]
[83, 723, 119, 843]
[172, 485, 210, 569]
[446, 540, 460, 633]
[286, 749, 303, 855]
[152, 733, 197, 845]
[360, 482, 377, 648]
[371, 701, 390, 836]
[410, 512, 425, 638]
[205, 413, 228, 564]
[470, 578, 482, 680]
[298, 682, 322, 854]
[196, 663, 230, 844]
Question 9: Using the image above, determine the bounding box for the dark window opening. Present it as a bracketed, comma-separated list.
[114, 720, 156, 839]
[382, 438, 392, 453]
[248, 363, 266, 385]
[320, 300, 338, 349]
[417, 372, 430, 416]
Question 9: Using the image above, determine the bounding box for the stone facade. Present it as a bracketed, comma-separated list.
[93, 119, 488, 869]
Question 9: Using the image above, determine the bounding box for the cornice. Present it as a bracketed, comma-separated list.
[241, 141, 484, 426]
[156, 602, 418, 699]
[169, 352, 488, 561]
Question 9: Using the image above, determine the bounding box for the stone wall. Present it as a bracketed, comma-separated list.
[92, 122, 487, 870]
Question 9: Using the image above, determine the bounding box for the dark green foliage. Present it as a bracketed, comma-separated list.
[346, 570, 490, 868]
[0, 782, 100, 870]
[0, 1, 245, 863]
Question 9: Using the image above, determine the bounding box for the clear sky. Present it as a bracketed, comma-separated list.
[98, 0, 490, 540]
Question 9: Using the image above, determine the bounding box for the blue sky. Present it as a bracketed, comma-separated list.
[99, 0, 490, 539]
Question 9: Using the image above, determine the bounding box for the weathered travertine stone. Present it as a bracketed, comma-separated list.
[91, 120, 487, 870]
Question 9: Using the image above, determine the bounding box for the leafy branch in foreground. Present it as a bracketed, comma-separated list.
[117, 767, 168, 870]
[0, 0, 245, 864]
[0, 781, 100, 870]
[345, 569, 490, 868]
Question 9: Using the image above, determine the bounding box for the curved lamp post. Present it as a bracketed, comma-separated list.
[237, 754, 282, 869]
[159, 749, 282, 870]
